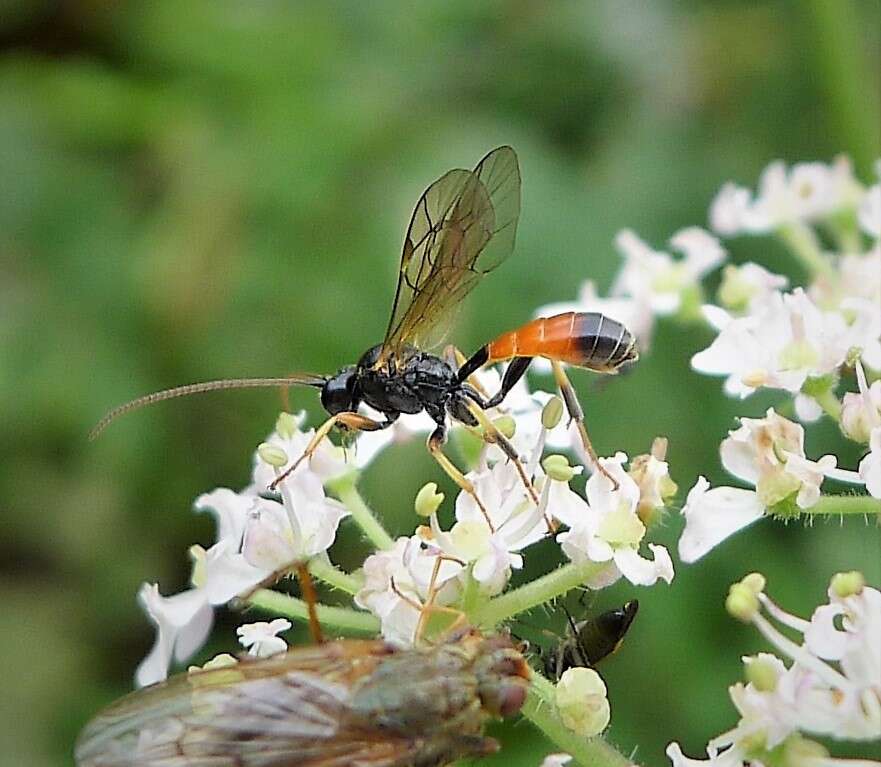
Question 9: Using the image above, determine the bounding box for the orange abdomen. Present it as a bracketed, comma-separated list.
[487, 312, 637, 373]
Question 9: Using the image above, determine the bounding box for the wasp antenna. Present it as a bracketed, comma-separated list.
[89, 375, 326, 440]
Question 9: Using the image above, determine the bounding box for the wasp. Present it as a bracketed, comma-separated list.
[541, 600, 639, 680]
[92, 147, 638, 518]
[74, 628, 530, 767]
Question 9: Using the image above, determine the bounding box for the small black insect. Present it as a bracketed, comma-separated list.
[542, 600, 639, 680]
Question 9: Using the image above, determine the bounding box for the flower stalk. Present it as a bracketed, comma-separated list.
[523, 674, 637, 767]
[333, 479, 395, 551]
[471, 560, 607, 628]
[247, 588, 380, 634]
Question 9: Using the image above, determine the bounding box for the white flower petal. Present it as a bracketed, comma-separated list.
[613, 544, 674, 586]
[679, 478, 765, 562]
[859, 427, 881, 498]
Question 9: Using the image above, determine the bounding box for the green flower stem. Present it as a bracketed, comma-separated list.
[778, 224, 836, 283]
[247, 588, 380, 634]
[814, 388, 842, 421]
[472, 561, 606, 628]
[808, 495, 881, 516]
[335, 481, 395, 551]
[309, 556, 363, 595]
[523, 674, 635, 767]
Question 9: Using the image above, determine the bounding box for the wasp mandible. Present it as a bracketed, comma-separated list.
[92, 147, 638, 518]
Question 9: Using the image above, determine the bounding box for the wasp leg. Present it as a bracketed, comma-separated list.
[230, 559, 324, 644]
[455, 391, 554, 532]
[484, 355, 532, 408]
[414, 554, 468, 644]
[551, 360, 619, 490]
[426, 420, 495, 532]
[445, 344, 493, 399]
[295, 561, 324, 644]
[269, 411, 397, 490]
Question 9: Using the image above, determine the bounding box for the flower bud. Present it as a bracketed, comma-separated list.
[830, 570, 865, 598]
[414, 482, 445, 517]
[275, 411, 299, 439]
[742, 572, 766, 593]
[555, 667, 610, 737]
[543, 454, 575, 482]
[727, 581, 760, 622]
[492, 415, 516, 440]
[541, 396, 565, 429]
[258, 442, 289, 468]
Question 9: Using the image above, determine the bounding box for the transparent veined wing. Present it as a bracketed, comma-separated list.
[379, 146, 521, 364]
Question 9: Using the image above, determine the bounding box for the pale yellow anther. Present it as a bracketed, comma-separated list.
[741, 369, 769, 388]
[831, 570, 865, 598]
[258, 442, 289, 468]
[742, 572, 767, 594]
[543, 454, 575, 482]
[492, 415, 516, 440]
[542, 396, 565, 429]
[275, 411, 299, 440]
[726, 581, 760, 622]
[414, 482, 445, 517]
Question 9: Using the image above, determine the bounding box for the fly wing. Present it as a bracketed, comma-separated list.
[379, 146, 521, 363]
[74, 641, 416, 767]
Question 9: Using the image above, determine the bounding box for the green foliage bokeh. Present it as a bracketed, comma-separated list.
[1, 2, 879, 765]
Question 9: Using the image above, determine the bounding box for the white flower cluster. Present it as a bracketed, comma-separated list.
[533, 156, 880, 565]
[668, 572, 880, 767]
[135, 411, 355, 686]
[356, 417, 676, 647]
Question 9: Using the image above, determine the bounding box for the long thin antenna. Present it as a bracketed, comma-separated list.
[89, 375, 326, 440]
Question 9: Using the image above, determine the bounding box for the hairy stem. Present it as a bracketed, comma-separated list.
[809, 495, 881, 516]
[247, 589, 379, 634]
[335, 482, 395, 551]
[472, 560, 607, 628]
[523, 674, 636, 767]
[309, 555, 363, 595]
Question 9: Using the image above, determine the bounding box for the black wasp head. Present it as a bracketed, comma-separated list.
[320, 365, 359, 415]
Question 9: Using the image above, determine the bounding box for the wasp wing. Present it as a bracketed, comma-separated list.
[75, 641, 416, 767]
[379, 146, 521, 363]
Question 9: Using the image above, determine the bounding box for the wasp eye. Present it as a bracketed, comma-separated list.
[321, 367, 357, 415]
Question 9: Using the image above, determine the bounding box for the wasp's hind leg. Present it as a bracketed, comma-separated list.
[453, 391, 549, 529]
[270, 411, 397, 490]
[550, 360, 619, 491]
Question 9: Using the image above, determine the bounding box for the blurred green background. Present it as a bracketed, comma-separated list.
[1, 1, 879, 765]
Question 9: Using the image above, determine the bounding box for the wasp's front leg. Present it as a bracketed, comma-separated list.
[269, 411, 397, 490]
